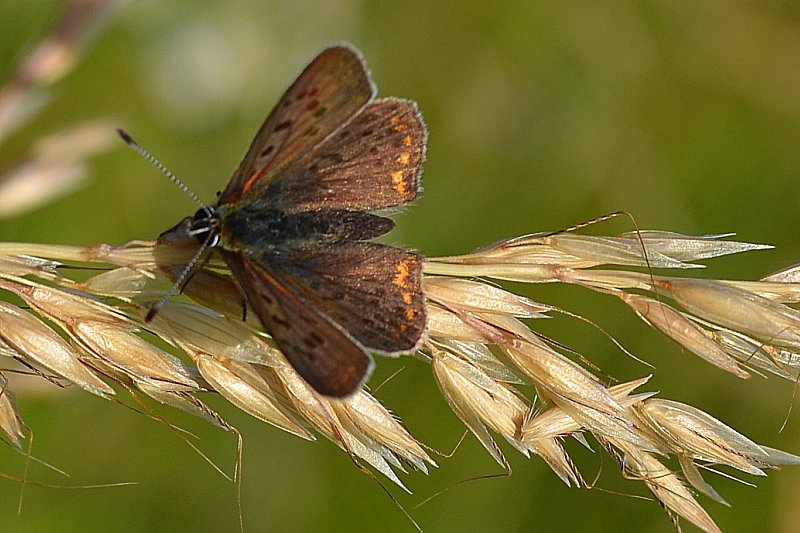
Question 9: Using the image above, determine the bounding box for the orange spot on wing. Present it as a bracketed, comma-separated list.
[403, 135, 412, 147]
[397, 152, 410, 165]
[392, 259, 419, 335]
[393, 259, 410, 287]
[391, 170, 407, 194]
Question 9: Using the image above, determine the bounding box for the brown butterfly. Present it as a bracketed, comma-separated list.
[156, 45, 427, 397]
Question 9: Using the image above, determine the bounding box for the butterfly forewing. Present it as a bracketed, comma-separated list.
[223, 251, 374, 397]
[219, 45, 375, 205]
[263, 242, 426, 353]
[255, 98, 426, 212]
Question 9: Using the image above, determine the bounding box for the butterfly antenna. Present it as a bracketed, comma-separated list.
[145, 236, 213, 322]
[117, 128, 211, 215]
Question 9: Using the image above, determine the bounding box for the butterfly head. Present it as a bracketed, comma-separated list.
[157, 206, 221, 249]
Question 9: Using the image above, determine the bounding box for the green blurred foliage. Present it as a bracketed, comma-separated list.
[2, 1, 800, 532]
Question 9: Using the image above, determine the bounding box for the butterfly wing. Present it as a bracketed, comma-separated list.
[266, 242, 426, 353]
[218, 45, 375, 205]
[222, 251, 374, 397]
[249, 98, 426, 212]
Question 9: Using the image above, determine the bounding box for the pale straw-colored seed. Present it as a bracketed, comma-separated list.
[3, 278, 128, 323]
[0, 254, 62, 280]
[431, 347, 527, 465]
[77, 267, 160, 301]
[619, 231, 770, 262]
[521, 378, 663, 486]
[604, 436, 722, 533]
[724, 279, 800, 304]
[521, 376, 655, 442]
[0, 279, 196, 388]
[0, 373, 24, 447]
[135, 380, 230, 429]
[0, 337, 22, 358]
[473, 311, 547, 345]
[431, 350, 508, 466]
[425, 303, 489, 342]
[619, 292, 749, 378]
[0, 301, 113, 397]
[272, 365, 333, 435]
[547, 233, 703, 269]
[150, 302, 285, 367]
[431, 339, 524, 384]
[677, 454, 730, 506]
[330, 390, 436, 473]
[762, 263, 800, 284]
[423, 277, 551, 317]
[525, 436, 582, 487]
[657, 278, 800, 349]
[430, 233, 594, 267]
[501, 340, 656, 450]
[710, 329, 800, 381]
[195, 354, 312, 440]
[327, 408, 414, 492]
[634, 399, 800, 475]
[72, 320, 197, 389]
[272, 365, 413, 490]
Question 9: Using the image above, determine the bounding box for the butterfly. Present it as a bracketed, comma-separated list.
[156, 45, 427, 397]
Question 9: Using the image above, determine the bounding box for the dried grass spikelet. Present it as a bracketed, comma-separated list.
[0, 372, 25, 447]
[0, 224, 798, 528]
[600, 435, 723, 533]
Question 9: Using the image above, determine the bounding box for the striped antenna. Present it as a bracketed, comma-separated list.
[117, 128, 212, 216]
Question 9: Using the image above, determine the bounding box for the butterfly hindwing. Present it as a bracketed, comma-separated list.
[260, 98, 426, 212]
[219, 45, 375, 205]
[265, 241, 426, 353]
[222, 251, 374, 397]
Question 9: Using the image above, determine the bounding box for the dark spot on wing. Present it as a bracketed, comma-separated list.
[303, 330, 325, 349]
[274, 120, 292, 132]
[260, 145, 275, 157]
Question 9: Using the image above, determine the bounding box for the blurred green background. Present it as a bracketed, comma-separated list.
[2, 1, 800, 532]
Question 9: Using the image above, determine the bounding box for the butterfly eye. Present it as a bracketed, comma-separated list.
[190, 207, 220, 246]
[192, 206, 214, 222]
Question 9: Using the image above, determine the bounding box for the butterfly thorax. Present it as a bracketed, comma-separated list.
[217, 202, 395, 252]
